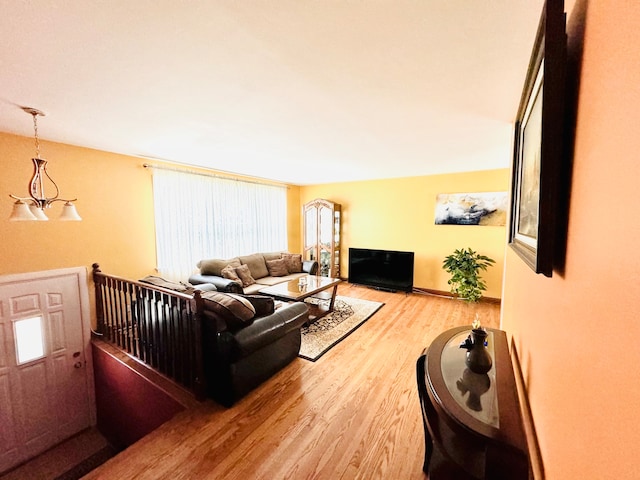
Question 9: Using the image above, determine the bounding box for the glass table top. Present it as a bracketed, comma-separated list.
[258, 275, 340, 300]
[440, 330, 499, 427]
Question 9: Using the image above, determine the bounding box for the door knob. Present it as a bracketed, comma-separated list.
[74, 361, 82, 369]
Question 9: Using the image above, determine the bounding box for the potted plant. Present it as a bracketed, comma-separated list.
[442, 248, 495, 303]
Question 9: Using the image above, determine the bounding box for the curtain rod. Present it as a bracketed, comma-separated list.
[142, 163, 289, 189]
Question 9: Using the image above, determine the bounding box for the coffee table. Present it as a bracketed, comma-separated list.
[259, 275, 341, 322]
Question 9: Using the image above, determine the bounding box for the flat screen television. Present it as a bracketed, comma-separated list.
[348, 248, 414, 293]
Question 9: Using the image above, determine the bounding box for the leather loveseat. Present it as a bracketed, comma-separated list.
[138, 274, 309, 407]
[199, 291, 309, 407]
[189, 251, 318, 294]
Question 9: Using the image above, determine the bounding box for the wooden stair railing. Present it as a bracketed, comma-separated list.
[92, 264, 206, 400]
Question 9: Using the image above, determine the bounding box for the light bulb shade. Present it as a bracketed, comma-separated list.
[9, 200, 37, 221]
[29, 205, 49, 221]
[59, 202, 82, 221]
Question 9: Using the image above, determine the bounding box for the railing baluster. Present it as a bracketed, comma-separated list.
[106, 278, 116, 343]
[91, 264, 206, 400]
[175, 298, 186, 385]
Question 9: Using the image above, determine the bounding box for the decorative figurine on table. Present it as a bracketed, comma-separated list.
[459, 316, 493, 374]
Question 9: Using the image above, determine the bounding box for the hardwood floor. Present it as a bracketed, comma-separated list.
[84, 284, 500, 480]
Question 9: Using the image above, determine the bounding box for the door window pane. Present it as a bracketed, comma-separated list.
[15, 316, 45, 364]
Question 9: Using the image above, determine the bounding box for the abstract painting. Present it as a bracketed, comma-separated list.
[434, 192, 508, 226]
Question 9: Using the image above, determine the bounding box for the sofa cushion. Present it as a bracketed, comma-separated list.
[231, 302, 309, 357]
[266, 258, 289, 277]
[189, 273, 243, 294]
[198, 257, 241, 276]
[234, 264, 256, 287]
[239, 253, 269, 279]
[282, 253, 303, 273]
[262, 251, 284, 261]
[193, 283, 218, 292]
[221, 265, 241, 282]
[201, 292, 256, 328]
[240, 295, 275, 317]
[242, 283, 267, 295]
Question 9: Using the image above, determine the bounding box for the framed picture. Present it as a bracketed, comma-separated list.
[434, 192, 508, 226]
[509, 1, 566, 277]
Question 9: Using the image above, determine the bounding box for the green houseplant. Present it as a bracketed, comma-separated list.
[443, 248, 495, 303]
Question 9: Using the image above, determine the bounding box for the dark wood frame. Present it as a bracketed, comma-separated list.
[92, 264, 206, 400]
[417, 327, 529, 478]
[509, 1, 566, 277]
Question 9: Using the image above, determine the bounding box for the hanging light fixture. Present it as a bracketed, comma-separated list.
[9, 107, 81, 221]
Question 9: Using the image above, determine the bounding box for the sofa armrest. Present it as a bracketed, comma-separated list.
[193, 283, 217, 292]
[231, 302, 308, 357]
[189, 273, 243, 293]
[303, 260, 318, 275]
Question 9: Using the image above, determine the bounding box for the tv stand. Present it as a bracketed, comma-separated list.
[373, 286, 397, 293]
[416, 327, 529, 479]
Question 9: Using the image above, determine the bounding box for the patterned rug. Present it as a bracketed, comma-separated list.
[299, 296, 384, 361]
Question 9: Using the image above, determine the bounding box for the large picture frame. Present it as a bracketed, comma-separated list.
[509, 1, 566, 277]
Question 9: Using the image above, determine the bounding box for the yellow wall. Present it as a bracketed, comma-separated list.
[0, 132, 302, 281]
[501, 2, 640, 478]
[2, 129, 508, 298]
[1, 132, 156, 279]
[300, 169, 509, 298]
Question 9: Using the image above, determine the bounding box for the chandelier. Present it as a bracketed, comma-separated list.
[9, 107, 81, 221]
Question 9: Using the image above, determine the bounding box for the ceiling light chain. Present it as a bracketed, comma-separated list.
[31, 108, 41, 159]
[8, 106, 82, 221]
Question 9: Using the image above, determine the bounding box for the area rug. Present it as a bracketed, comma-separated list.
[299, 296, 384, 361]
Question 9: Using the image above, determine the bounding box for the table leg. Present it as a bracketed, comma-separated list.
[327, 284, 338, 313]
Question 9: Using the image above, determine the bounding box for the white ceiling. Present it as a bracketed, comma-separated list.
[0, 0, 545, 185]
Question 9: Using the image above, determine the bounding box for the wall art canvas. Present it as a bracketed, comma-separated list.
[508, 0, 566, 277]
[434, 192, 508, 226]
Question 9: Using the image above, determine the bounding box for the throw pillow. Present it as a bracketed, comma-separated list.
[201, 292, 256, 328]
[234, 264, 256, 287]
[198, 257, 241, 276]
[221, 265, 241, 282]
[240, 295, 275, 317]
[282, 253, 303, 273]
[266, 258, 289, 277]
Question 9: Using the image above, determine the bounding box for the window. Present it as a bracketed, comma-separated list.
[152, 168, 288, 280]
[14, 316, 45, 364]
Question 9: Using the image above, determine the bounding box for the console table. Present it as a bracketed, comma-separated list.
[416, 326, 529, 479]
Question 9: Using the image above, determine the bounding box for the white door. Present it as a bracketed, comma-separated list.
[0, 267, 95, 473]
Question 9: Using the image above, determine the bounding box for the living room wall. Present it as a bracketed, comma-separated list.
[0, 131, 157, 279]
[300, 168, 509, 298]
[0, 132, 302, 281]
[2, 128, 508, 299]
[501, 2, 640, 478]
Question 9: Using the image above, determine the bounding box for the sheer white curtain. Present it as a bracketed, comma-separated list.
[152, 168, 288, 280]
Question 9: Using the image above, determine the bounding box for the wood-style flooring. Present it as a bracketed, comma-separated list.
[84, 284, 501, 480]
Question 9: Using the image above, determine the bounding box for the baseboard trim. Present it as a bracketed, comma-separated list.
[510, 339, 545, 480]
[411, 287, 501, 304]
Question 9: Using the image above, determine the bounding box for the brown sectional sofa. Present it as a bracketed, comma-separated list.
[189, 251, 318, 294]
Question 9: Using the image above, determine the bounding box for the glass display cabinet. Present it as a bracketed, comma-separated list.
[303, 199, 341, 278]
